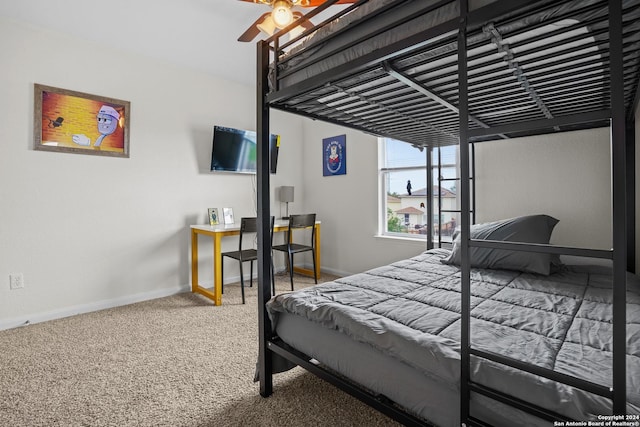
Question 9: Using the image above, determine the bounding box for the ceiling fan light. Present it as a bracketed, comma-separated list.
[272, 1, 294, 29]
[257, 15, 277, 36]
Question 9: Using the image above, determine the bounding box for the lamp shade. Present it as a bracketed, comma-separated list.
[280, 186, 294, 203]
[272, 0, 294, 29]
[257, 15, 277, 36]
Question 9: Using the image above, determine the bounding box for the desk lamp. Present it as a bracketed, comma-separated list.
[280, 186, 294, 219]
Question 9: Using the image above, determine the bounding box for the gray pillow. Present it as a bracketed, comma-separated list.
[441, 214, 560, 275]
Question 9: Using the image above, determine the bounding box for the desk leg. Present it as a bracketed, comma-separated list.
[191, 229, 198, 292]
[214, 234, 223, 306]
[191, 229, 219, 304]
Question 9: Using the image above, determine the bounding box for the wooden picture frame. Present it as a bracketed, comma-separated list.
[34, 83, 130, 158]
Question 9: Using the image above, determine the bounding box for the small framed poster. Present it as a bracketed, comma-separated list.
[323, 134, 346, 176]
[208, 208, 219, 226]
[222, 207, 234, 224]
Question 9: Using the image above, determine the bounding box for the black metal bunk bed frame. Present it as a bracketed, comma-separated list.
[254, 0, 639, 425]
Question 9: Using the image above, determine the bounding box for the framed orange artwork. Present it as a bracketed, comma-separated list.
[33, 84, 130, 158]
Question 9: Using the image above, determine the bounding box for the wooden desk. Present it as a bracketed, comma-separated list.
[190, 220, 321, 305]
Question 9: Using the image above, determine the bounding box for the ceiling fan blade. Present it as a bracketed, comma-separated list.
[292, 11, 314, 30]
[298, 20, 315, 30]
[238, 12, 271, 42]
[238, 26, 261, 42]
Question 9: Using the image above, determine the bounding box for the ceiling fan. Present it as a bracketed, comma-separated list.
[237, 0, 357, 42]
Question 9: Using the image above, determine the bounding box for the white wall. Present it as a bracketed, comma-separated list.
[301, 121, 621, 275]
[474, 128, 612, 249]
[0, 17, 305, 328]
[300, 120, 432, 276]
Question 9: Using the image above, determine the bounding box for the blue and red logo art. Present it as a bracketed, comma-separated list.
[323, 134, 346, 176]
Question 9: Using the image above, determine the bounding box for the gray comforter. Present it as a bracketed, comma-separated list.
[267, 249, 640, 419]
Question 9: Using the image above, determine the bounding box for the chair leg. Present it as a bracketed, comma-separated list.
[250, 260, 254, 288]
[283, 251, 291, 276]
[221, 259, 224, 294]
[239, 261, 246, 305]
[289, 252, 295, 291]
[271, 256, 275, 296]
[312, 249, 318, 284]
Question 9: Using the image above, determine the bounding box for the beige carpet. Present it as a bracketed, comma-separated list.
[0, 273, 402, 427]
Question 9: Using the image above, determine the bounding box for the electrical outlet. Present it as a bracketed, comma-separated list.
[9, 273, 24, 290]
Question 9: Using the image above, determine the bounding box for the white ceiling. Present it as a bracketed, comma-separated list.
[0, 0, 346, 87]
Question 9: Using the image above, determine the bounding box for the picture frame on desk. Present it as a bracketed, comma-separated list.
[208, 208, 219, 226]
[222, 207, 234, 224]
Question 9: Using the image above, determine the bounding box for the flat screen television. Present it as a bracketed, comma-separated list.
[210, 126, 279, 174]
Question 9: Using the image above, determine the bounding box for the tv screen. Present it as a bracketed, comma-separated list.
[210, 126, 279, 174]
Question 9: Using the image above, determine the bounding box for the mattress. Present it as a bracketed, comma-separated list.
[266, 249, 640, 425]
[270, 0, 609, 91]
[271, 0, 486, 90]
[276, 311, 558, 427]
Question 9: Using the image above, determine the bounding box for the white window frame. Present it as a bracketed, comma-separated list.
[377, 138, 429, 241]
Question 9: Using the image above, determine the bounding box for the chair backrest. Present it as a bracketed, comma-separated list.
[238, 216, 275, 249]
[238, 217, 257, 250]
[287, 213, 316, 247]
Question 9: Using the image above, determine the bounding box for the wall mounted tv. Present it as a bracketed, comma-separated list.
[210, 125, 279, 174]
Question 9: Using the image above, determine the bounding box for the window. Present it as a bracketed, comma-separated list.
[379, 138, 428, 239]
[379, 138, 459, 244]
[433, 145, 461, 246]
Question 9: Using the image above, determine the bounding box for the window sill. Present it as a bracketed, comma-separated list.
[374, 234, 428, 243]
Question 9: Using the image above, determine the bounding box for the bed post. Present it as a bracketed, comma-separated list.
[609, 0, 627, 415]
[471, 143, 476, 225]
[626, 123, 636, 274]
[427, 147, 434, 250]
[256, 38, 274, 398]
[458, 0, 471, 424]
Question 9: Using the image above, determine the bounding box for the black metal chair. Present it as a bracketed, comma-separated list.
[221, 216, 274, 304]
[272, 213, 317, 291]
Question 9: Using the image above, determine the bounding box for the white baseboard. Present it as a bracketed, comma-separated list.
[318, 266, 351, 278]
[274, 263, 350, 279]
[0, 266, 345, 331]
[0, 284, 191, 331]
